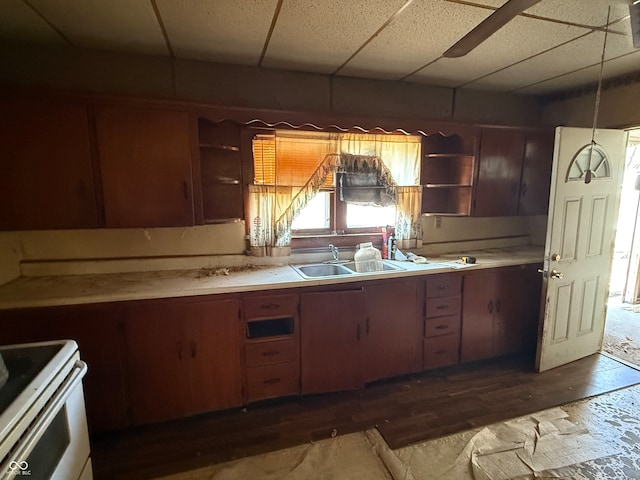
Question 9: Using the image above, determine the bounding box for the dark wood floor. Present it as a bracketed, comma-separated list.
[91, 353, 640, 480]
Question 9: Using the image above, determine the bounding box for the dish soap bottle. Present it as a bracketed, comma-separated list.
[354, 242, 383, 272]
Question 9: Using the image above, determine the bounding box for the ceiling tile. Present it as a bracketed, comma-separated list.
[27, 0, 167, 55]
[470, 19, 636, 91]
[157, 0, 278, 64]
[0, 0, 67, 45]
[339, 0, 490, 80]
[411, 13, 588, 87]
[517, 50, 640, 94]
[262, 0, 407, 74]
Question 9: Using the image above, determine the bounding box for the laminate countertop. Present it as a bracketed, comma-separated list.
[0, 246, 544, 310]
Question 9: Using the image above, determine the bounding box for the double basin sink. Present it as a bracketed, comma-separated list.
[292, 260, 404, 279]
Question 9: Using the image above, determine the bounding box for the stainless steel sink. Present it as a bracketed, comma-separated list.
[291, 263, 354, 279]
[291, 260, 405, 279]
[342, 260, 404, 273]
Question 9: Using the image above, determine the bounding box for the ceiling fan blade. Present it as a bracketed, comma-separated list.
[443, 0, 544, 58]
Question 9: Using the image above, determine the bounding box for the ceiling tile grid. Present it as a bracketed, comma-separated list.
[338, 0, 491, 80]
[411, 11, 590, 87]
[261, 0, 407, 74]
[0, 0, 68, 45]
[156, 0, 278, 64]
[27, 0, 167, 55]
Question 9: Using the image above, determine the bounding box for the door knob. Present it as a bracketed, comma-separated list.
[550, 269, 564, 279]
[551, 253, 561, 261]
[538, 269, 564, 279]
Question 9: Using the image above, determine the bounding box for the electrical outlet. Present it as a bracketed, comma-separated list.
[435, 216, 442, 229]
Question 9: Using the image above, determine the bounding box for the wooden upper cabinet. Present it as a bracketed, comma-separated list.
[95, 106, 194, 228]
[474, 129, 525, 217]
[518, 131, 554, 216]
[0, 99, 99, 230]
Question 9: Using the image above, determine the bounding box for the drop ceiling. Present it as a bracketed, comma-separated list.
[0, 0, 637, 96]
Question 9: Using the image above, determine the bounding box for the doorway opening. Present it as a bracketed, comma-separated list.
[603, 128, 640, 366]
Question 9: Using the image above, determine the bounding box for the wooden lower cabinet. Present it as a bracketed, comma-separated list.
[363, 280, 422, 382]
[300, 289, 365, 394]
[123, 298, 242, 425]
[461, 265, 541, 362]
[0, 304, 128, 434]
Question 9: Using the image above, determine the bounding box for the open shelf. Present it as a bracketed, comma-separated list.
[198, 119, 244, 223]
[421, 133, 477, 216]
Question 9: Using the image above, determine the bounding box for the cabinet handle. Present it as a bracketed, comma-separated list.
[177, 341, 183, 360]
[262, 350, 280, 357]
[183, 181, 189, 200]
[435, 349, 448, 355]
[521, 182, 528, 196]
[496, 300, 501, 313]
[263, 378, 281, 385]
[356, 324, 361, 341]
[191, 340, 196, 358]
[488, 300, 493, 314]
[366, 317, 370, 334]
[438, 284, 449, 290]
[436, 305, 449, 310]
[436, 325, 448, 330]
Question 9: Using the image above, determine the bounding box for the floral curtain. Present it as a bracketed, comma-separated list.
[248, 130, 423, 255]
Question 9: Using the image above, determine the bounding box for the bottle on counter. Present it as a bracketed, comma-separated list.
[354, 242, 383, 272]
[387, 231, 396, 260]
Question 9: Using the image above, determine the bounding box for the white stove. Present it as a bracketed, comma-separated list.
[0, 340, 92, 480]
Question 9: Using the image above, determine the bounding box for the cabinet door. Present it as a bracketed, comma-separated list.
[363, 280, 421, 382]
[461, 271, 496, 362]
[123, 302, 188, 425]
[184, 299, 242, 414]
[474, 129, 525, 217]
[47, 304, 128, 433]
[0, 99, 99, 230]
[95, 106, 194, 228]
[300, 289, 365, 394]
[518, 131, 554, 215]
[494, 266, 542, 356]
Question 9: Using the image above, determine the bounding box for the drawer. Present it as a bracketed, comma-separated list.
[245, 339, 298, 367]
[246, 362, 300, 402]
[244, 294, 298, 319]
[426, 295, 461, 318]
[425, 314, 460, 338]
[426, 275, 461, 298]
[424, 333, 460, 369]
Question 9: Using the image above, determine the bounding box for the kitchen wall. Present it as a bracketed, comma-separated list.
[0, 233, 21, 285]
[542, 81, 640, 129]
[0, 42, 543, 126]
[0, 43, 551, 283]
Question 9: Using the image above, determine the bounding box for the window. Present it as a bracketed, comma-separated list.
[249, 129, 421, 252]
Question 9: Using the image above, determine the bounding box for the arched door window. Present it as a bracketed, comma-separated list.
[567, 144, 611, 182]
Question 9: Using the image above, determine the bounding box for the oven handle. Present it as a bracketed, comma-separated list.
[0, 360, 87, 478]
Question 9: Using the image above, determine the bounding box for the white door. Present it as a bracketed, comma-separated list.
[536, 127, 628, 372]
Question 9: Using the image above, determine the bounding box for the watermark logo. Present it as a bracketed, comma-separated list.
[7, 461, 31, 476]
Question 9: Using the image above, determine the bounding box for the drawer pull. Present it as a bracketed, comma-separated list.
[263, 378, 281, 385]
[262, 350, 280, 357]
[436, 305, 449, 310]
[438, 285, 449, 290]
[261, 303, 281, 310]
[436, 325, 448, 330]
[435, 349, 448, 354]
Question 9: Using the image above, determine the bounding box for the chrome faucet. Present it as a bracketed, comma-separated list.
[329, 244, 339, 261]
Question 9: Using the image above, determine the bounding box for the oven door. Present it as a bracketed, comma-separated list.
[1, 360, 90, 480]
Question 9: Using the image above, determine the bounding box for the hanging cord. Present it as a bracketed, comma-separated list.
[586, 6, 611, 183]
